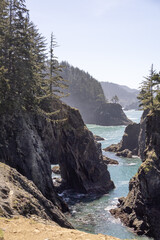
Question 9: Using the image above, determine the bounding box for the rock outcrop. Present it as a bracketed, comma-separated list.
[110, 110, 160, 239]
[103, 156, 119, 165]
[94, 135, 105, 141]
[0, 100, 114, 199]
[138, 110, 149, 161]
[104, 110, 148, 159]
[56, 105, 115, 193]
[104, 122, 140, 157]
[93, 103, 132, 126]
[0, 163, 72, 228]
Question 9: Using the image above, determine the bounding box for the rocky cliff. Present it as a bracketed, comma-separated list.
[110, 110, 160, 239]
[104, 111, 148, 158]
[61, 62, 132, 126]
[0, 100, 114, 225]
[104, 122, 140, 157]
[138, 110, 149, 161]
[93, 103, 132, 126]
[0, 162, 72, 228]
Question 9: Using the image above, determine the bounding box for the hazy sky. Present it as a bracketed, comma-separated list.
[26, 0, 160, 89]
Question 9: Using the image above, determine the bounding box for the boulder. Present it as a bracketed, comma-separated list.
[116, 149, 132, 158]
[103, 156, 119, 165]
[94, 135, 105, 141]
[52, 166, 60, 174]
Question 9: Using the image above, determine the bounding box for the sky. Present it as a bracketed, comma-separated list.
[26, 0, 160, 89]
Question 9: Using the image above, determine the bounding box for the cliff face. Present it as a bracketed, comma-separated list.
[0, 100, 114, 224]
[110, 110, 160, 239]
[138, 110, 149, 161]
[51, 102, 115, 193]
[104, 111, 148, 158]
[93, 103, 132, 126]
[104, 122, 140, 157]
[0, 163, 72, 228]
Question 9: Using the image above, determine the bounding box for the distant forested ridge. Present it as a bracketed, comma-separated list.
[101, 82, 139, 109]
[61, 62, 131, 126]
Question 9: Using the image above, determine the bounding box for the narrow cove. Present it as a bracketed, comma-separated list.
[62, 110, 153, 239]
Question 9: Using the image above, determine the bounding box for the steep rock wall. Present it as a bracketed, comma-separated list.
[93, 103, 132, 126]
[104, 110, 148, 158]
[0, 101, 114, 210]
[0, 163, 72, 228]
[110, 110, 160, 239]
[104, 122, 140, 157]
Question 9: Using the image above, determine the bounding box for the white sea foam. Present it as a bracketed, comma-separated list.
[132, 155, 141, 159]
[117, 180, 129, 186]
[113, 197, 118, 200]
[110, 217, 121, 224]
[104, 205, 115, 211]
[126, 163, 137, 166]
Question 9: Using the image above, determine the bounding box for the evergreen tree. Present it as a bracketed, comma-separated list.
[0, 0, 47, 112]
[48, 33, 68, 99]
[138, 65, 157, 110]
[0, 0, 10, 109]
[111, 95, 119, 104]
[0, 0, 67, 115]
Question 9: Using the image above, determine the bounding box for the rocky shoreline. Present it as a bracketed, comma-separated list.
[104, 122, 140, 158]
[0, 99, 115, 233]
[109, 110, 160, 239]
[103, 111, 149, 160]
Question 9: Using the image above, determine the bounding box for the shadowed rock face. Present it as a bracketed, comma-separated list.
[0, 163, 72, 228]
[0, 112, 67, 212]
[104, 111, 149, 158]
[94, 103, 132, 126]
[138, 110, 149, 161]
[53, 104, 115, 194]
[110, 111, 160, 239]
[0, 100, 114, 209]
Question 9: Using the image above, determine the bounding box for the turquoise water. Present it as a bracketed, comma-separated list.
[65, 110, 153, 240]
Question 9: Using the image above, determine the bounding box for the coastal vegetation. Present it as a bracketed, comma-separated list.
[0, 0, 66, 116]
[138, 64, 160, 110]
[1, 1, 160, 240]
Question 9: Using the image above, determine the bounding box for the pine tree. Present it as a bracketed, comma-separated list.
[0, 0, 67, 116]
[48, 33, 68, 100]
[138, 65, 156, 110]
[111, 95, 119, 104]
[0, 0, 48, 112]
[0, 0, 10, 110]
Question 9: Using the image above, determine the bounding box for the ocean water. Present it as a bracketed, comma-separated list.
[64, 110, 153, 240]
